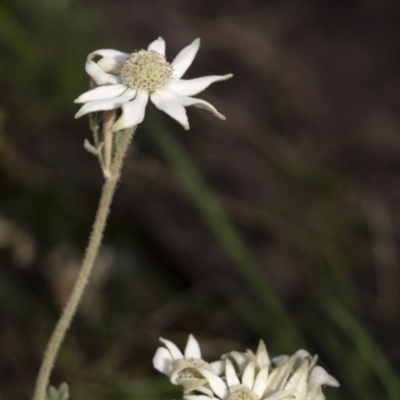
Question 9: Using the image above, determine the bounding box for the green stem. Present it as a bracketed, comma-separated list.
[32, 126, 136, 400]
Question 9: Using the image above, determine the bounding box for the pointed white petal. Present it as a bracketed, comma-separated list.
[97, 57, 123, 74]
[74, 90, 136, 118]
[246, 350, 257, 365]
[283, 359, 308, 400]
[184, 334, 202, 359]
[228, 351, 249, 372]
[241, 361, 255, 390]
[210, 360, 226, 375]
[225, 359, 240, 388]
[309, 355, 319, 371]
[158, 337, 184, 360]
[153, 347, 173, 376]
[267, 356, 296, 391]
[198, 368, 229, 400]
[85, 60, 122, 85]
[147, 37, 166, 55]
[193, 386, 214, 397]
[265, 391, 294, 400]
[256, 340, 270, 368]
[308, 366, 339, 389]
[74, 84, 128, 103]
[178, 96, 226, 120]
[252, 366, 269, 397]
[172, 38, 200, 79]
[88, 49, 130, 64]
[150, 90, 189, 130]
[112, 90, 149, 131]
[169, 74, 233, 97]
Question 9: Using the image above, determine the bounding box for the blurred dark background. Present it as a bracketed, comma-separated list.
[1, 0, 400, 399]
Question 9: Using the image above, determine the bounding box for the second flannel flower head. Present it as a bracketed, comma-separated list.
[75, 37, 233, 131]
[153, 335, 225, 395]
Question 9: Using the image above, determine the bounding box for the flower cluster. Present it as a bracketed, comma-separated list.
[153, 335, 339, 400]
[75, 37, 233, 131]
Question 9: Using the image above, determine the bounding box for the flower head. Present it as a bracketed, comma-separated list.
[186, 342, 339, 400]
[75, 37, 233, 131]
[153, 334, 225, 394]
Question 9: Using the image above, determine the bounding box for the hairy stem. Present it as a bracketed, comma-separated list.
[32, 125, 136, 400]
[102, 110, 116, 177]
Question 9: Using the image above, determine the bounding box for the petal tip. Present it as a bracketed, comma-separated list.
[74, 110, 84, 119]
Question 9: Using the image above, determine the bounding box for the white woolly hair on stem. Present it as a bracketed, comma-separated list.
[32, 123, 137, 400]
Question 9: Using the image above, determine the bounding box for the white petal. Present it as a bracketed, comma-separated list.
[180, 380, 213, 397]
[178, 96, 226, 120]
[252, 366, 269, 397]
[225, 359, 240, 388]
[172, 38, 200, 79]
[88, 49, 130, 64]
[169, 74, 233, 97]
[85, 60, 122, 85]
[308, 366, 340, 389]
[309, 355, 319, 371]
[153, 347, 173, 376]
[151, 90, 189, 130]
[228, 351, 249, 372]
[74, 90, 136, 118]
[195, 387, 214, 397]
[185, 334, 202, 359]
[271, 355, 289, 367]
[198, 368, 229, 400]
[147, 37, 166, 55]
[256, 340, 270, 369]
[112, 90, 149, 131]
[283, 359, 308, 400]
[241, 362, 255, 390]
[265, 391, 294, 400]
[292, 350, 311, 372]
[97, 57, 123, 74]
[267, 356, 296, 391]
[158, 337, 184, 360]
[74, 84, 128, 103]
[210, 360, 226, 375]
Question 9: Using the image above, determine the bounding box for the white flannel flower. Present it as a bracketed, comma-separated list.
[188, 343, 339, 400]
[153, 334, 225, 395]
[75, 37, 233, 131]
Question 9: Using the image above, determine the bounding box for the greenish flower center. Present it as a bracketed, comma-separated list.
[120, 49, 173, 93]
[178, 359, 211, 379]
[230, 386, 259, 400]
